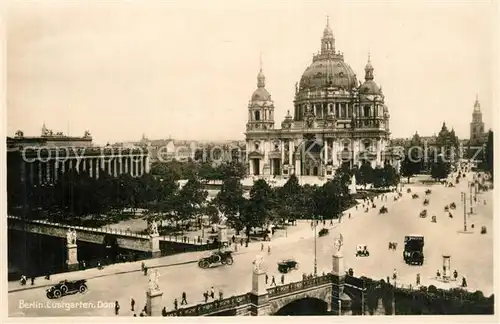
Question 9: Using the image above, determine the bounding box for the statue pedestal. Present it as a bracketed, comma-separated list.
[332, 252, 344, 276]
[218, 225, 228, 245]
[146, 288, 164, 316]
[250, 269, 270, 316]
[149, 235, 161, 258]
[66, 244, 79, 272]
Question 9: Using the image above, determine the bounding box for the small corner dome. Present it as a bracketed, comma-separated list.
[251, 88, 271, 101]
[359, 80, 381, 95]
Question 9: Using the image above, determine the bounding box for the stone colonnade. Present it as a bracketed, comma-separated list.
[247, 137, 386, 177]
[24, 155, 150, 185]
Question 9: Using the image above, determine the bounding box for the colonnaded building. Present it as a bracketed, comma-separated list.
[245, 19, 395, 178]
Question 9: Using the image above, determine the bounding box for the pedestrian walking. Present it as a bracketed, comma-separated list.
[162, 307, 167, 316]
[82, 260, 86, 270]
[270, 275, 276, 286]
[204, 291, 208, 303]
[20, 275, 27, 286]
[261, 243, 264, 251]
[267, 245, 271, 255]
[280, 274, 285, 285]
[265, 274, 268, 284]
[131, 298, 135, 311]
[349, 213, 351, 218]
[245, 239, 249, 247]
[240, 238, 244, 246]
[462, 276, 467, 287]
[45, 273, 50, 280]
[219, 290, 223, 300]
[141, 262, 145, 271]
[453, 270, 458, 281]
[232, 235, 235, 243]
[392, 269, 397, 281]
[210, 287, 215, 299]
[234, 243, 238, 252]
[181, 292, 188, 305]
[31, 277, 35, 285]
[114, 301, 120, 315]
[173, 298, 178, 310]
[416, 273, 420, 286]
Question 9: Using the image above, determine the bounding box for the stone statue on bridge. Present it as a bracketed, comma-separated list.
[334, 233, 344, 253]
[66, 229, 77, 245]
[149, 221, 159, 236]
[149, 269, 160, 291]
[252, 255, 264, 273]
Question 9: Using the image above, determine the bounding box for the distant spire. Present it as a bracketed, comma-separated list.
[365, 52, 374, 81]
[474, 94, 481, 111]
[257, 53, 265, 88]
[260, 52, 263, 72]
[326, 15, 330, 28]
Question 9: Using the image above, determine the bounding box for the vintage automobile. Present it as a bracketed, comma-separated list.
[356, 245, 370, 257]
[449, 202, 457, 209]
[278, 259, 299, 273]
[318, 228, 329, 237]
[379, 206, 388, 214]
[403, 235, 424, 265]
[46, 279, 87, 299]
[425, 189, 432, 195]
[198, 250, 234, 269]
[412, 194, 419, 199]
[481, 226, 487, 234]
[419, 210, 428, 218]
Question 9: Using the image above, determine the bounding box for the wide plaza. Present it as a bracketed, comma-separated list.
[8, 170, 493, 317]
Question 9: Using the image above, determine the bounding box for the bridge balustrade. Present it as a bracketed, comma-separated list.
[165, 293, 251, 316]
[267, 274, 332, 298]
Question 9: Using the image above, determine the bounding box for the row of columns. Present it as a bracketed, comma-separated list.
[24, 155, 150, 185]
[248, 138, 385, 176]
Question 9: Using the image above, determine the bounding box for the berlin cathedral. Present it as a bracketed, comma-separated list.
[245, 19, 393, 178]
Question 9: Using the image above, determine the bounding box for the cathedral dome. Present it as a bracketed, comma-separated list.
[299, 57, 358, 90]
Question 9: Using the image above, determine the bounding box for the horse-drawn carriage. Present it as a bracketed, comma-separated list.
[449, 202, 456, 209]
[412, 194, 419, 199]
[425, 189, 432, 195]
[423, 199, 429, 206]
[431, 215, 437, 223]
[407, 188, 412, 193]
[419, 210, 428, 218]
[356, 245, 370, 257]
[379, 206, 388, 214]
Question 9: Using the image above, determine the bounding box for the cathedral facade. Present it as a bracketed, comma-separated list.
[245, 20, 391, 178]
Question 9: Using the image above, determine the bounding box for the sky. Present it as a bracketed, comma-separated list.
[6, 0, 497, 145]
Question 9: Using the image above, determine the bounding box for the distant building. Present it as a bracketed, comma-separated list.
[469, 95, 488, 145]
[7, 124, 150, 187]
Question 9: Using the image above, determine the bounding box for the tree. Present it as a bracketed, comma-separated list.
[430, 153, 451, 181]
[214, 176, 245, 234]
[481, 130, 493, 176]
[175, 175, 208, 230]
[245, 179, 274, 236]
[357, 161, 374, 186]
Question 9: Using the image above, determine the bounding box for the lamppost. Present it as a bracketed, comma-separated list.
[461, 192, 467, 232]
[312, 215, 318, 277]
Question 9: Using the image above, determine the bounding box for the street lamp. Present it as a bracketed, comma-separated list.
[461, 192, 467, 232]
[313, 215, 318, 277]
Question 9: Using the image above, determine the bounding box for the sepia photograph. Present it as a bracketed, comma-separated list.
[4, 0, 497, 319]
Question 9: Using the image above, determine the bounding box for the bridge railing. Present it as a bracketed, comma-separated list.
[267, 274, 332, 298]
[7, 216, 150, 238]
[165, 293, 250, 316]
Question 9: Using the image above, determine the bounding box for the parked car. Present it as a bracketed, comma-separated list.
[278, 259, 299, 273]
[46, 279, 87, 299]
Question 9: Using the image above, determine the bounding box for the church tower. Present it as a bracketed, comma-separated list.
[246, 55, 275, 131]
[470, 95, 485, 143]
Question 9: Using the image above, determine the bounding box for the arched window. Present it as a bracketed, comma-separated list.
[254, 110, 261, 121]
[364, 105, 371, 117]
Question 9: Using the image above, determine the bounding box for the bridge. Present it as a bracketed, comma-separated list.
[162, 272, 374, 316]
[8, 216, 210, 270]
[152, 252, 390, 316]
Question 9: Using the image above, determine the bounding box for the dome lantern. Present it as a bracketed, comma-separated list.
[321, 16, 335, 54]
[364, 52, 374, 81]
[257, 53, 265, 88]
[474, 94, 481, 111]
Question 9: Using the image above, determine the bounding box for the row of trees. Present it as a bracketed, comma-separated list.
[150, 160, 246, 182]
[10, 159, 398, 235]
[354, 161, 400, 188]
